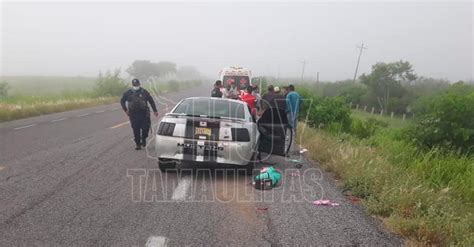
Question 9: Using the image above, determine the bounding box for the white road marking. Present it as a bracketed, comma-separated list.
[13, 124, 36, 130]
[95, 110, 105, 114]
[145, 236, 168, 247]
[110, 121, 130, 129]
[171, 176, 191, 201]
[51, 117, 67, 122]
[76, 113, 90, 117]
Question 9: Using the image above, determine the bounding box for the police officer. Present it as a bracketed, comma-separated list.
[120, 79, 158, 150]
[211, 80, 223, 98]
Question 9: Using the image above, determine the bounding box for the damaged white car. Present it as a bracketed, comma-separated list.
[155, 97, 292, 173]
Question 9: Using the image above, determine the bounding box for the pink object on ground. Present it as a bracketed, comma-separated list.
[313, 199, 340, 206]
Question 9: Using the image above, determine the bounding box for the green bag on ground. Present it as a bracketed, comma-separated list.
[254, 166, 281, 190]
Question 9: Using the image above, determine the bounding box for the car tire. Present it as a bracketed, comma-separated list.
[158, 159, 176, 173]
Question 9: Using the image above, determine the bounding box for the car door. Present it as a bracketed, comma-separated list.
[257, 107, 292, 156]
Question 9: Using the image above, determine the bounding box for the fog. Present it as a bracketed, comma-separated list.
[1, 1, 473, 81]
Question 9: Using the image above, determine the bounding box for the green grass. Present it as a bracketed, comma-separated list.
[297, 123, 474, 245]
[351, 109, 409, 128]
[0, 76, 114, 121]
[0, 76, 203, 122]
[0, 76, 96, 96]
[0, 94, 117, 122]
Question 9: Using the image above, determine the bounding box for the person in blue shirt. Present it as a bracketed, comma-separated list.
[285, 84, 301, 133]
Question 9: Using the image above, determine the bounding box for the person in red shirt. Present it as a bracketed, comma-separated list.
[239, 86, 257, 116]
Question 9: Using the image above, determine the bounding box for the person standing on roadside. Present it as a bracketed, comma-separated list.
[261, 85, 276, 110]
[211, 80, 223, 98]
[285, 84, 301, 133]
[228, 82, 239, 99]
[251, 84, 262, 111]
[282, 86, 289, 98]
[273, 86, 286, 110]
[120, 79, 158, 150]
[239, 86, 257, 116]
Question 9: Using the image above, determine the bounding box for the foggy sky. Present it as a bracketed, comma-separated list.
[1, 1, 473, 81]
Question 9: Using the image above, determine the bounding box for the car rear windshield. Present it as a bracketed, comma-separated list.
[173, 98, 246, 119]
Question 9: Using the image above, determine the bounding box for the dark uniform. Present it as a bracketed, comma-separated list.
[262, 91, 286, 110]
[120, 87, 157, 148]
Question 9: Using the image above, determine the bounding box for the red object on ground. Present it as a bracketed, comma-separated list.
[346, 195, 361, 203]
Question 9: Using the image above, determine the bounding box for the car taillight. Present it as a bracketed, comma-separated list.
[158, 122, 175, 136]
[231, 128, 250, 142]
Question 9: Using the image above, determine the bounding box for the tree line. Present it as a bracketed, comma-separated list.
[94, 60, 202, 97]
[295, 60, 474, 154]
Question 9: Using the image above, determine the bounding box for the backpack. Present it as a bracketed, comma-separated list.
[128, 89, 148, 112]
[211, 88, 223, 98]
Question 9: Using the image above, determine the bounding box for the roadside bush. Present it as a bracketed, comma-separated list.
[309, 97, 351, 130]
[298, 87, 321, 121]
[350, 117, 388, 139]
[167, 80, 180, 92]
[0, 80, 9, 98]
[340, 85, 367, 104]
[94, 69, 128, 97]
[299, 88, 352, 131]
[190, 79, 203, 87]
[321, 80, 368, 104]
[407, 86, 474, 154]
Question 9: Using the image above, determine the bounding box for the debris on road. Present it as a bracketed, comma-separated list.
[346, 195, 361, 204]
[254, 166, 281, 190]
[341, 188, 352, 196]
[256, 207, 269, 211]
[300, 148, 308, 154]
[313, 199, 340, 206]
[295, 164, 303, 169]
[289, 159, 302, 163]
[341, 188, 362, 203]
[289, 172, 300, 177]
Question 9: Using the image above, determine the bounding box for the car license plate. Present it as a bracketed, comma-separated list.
[195, 127, 211, 136]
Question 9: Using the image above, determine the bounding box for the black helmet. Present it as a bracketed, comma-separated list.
[132, 78, 140, 86]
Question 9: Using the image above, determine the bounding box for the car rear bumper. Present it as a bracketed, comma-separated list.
[155, 135, 255, 166]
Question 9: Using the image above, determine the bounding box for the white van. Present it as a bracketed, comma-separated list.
[218, 66, 253, 92]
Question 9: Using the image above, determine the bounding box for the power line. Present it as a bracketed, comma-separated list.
[353, 43, 368, 83]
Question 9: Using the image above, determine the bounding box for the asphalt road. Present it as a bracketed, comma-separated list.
[0, 87, 401, 246]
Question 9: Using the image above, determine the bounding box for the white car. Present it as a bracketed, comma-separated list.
[155, 97, 292, 173]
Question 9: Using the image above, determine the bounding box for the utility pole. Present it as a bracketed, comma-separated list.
[353, 43, 367, 83]
[300, 60, 306, 82]
[316, 71, 320, 96]
[277, 64, 280, 83]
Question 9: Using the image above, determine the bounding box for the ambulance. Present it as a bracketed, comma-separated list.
[218, 66, 253, 91]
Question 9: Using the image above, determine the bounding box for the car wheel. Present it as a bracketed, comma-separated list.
[158, 159, 176, 173]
